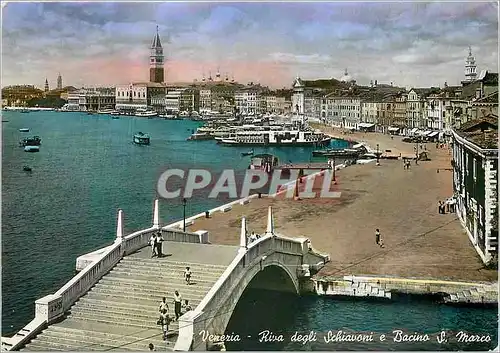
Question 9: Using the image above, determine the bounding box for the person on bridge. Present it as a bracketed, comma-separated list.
[184, 266, 192, 285]
[159, 308, 171, 340]
[173, 290, 182, 321]
[158, 297, 169, 322]
[155, 232, 164, 257]
[149, 234, 157, 258]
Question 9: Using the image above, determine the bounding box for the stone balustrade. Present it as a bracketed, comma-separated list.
[175, 207, 329, 351]
[2, 199, 212, 351]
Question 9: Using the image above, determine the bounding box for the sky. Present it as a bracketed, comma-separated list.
[2, 2, 498, 89]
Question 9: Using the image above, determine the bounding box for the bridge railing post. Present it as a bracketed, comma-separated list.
[34, 294, 64, 324]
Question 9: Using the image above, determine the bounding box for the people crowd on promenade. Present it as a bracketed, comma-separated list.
[438, 197, 456, 214]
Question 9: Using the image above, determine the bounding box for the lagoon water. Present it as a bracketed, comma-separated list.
[1, 111, 497, 350]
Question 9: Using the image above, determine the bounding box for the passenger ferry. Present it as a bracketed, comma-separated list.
[135, 109, 158, 118]
[219, 130, 330, 147]
[133, 132, 150, 145]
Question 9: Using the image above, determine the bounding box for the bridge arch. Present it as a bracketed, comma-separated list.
[193, 255, 301, 351]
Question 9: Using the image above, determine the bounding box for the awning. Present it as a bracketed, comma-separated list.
[388, 127, 400, 132]
[428, 131, 439, 137]
[423, 130, 433, 136]
[358, 123, 375, 128]
[410, 128, 418, 133]
[352, 143, 364, 149]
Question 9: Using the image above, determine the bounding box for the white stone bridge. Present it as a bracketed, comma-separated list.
[2, 198, 329, 351]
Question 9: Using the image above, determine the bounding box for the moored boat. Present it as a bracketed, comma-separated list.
[19, 136, 41, 147]
[19, 128, 30, 132]
[23, 166, 32, 171]
[219, 130, 330, 147]
[135, 109, 158, 118]
[24, 146, 40, 152]
[312, 148, 361, 158]
[187, 133, 213, 141]
[97, 109, 114, 114]
[133, 132, 150, 145]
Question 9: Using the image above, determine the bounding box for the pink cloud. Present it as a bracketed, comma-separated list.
[165, 59, 292, 87]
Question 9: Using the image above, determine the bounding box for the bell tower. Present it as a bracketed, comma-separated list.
[464, 46, 477, 82]
[149, 26, 164, 83]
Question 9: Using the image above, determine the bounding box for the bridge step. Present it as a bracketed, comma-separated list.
[110, 268, 222, 283]
[31, 332, 165, 351]
[35, 326, 174, 351]
[120, 258, 228, 270]
[101, 274, 215, 292]
[76, 297, 200, 314]
[21, 255, 224, 352]
[67, 311, 170, 330]
[89, 286, 207, 302]
[118, 259, 228, 273]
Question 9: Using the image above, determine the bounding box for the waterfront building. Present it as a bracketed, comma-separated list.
[115, 82, 165, 112]
[406, 88, 439, 129]
[150, 26, 164, 83]
[235, 86, 261, 115]
[199, 88, 212, 113]
[78, 87, 116, 111]
[359, 92, 385, 131]
[426, 92, 446, 131]
[165, 89, 182, 113]
[291, 77, 305, 116]
[291, 77, 324, 120]
[451, 116, 498, 264]
[1, 85, 43, 107]
[163, 88, 199, 114]
[322, 92, 361, 129]
[64, 90, 81, 111]
[265, 94, 278, 114]
[57, 73, 62, 90]
[195, 81, 241, 114]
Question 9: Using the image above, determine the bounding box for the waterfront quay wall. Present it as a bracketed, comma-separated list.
[312, 275, 498, 305]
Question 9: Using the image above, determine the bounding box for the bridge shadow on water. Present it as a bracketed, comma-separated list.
[224, 288, 498, 351]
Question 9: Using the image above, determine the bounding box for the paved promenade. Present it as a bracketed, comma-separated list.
[186, 133, 497, 282]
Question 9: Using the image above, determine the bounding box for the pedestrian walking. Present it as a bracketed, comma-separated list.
[159, 309, 171, 340]
[158, 297, 169, 322]
[150, 234, 157, 258]
[148, 343, 156, 351]
[155, 232, 164, 257]
[184, 266, 192, 285]
[375, 229, 380, 245]
[173, 290, 182, 321]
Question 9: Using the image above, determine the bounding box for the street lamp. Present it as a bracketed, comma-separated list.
[333, 155, 336, 181]
[376, 143, 380, 165]
[182, 198, 187, 232]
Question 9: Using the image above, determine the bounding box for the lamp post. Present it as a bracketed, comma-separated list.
[376, 143, 380, 165]
[333, 155, 336, 181]
[182, 198, 187, 232]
